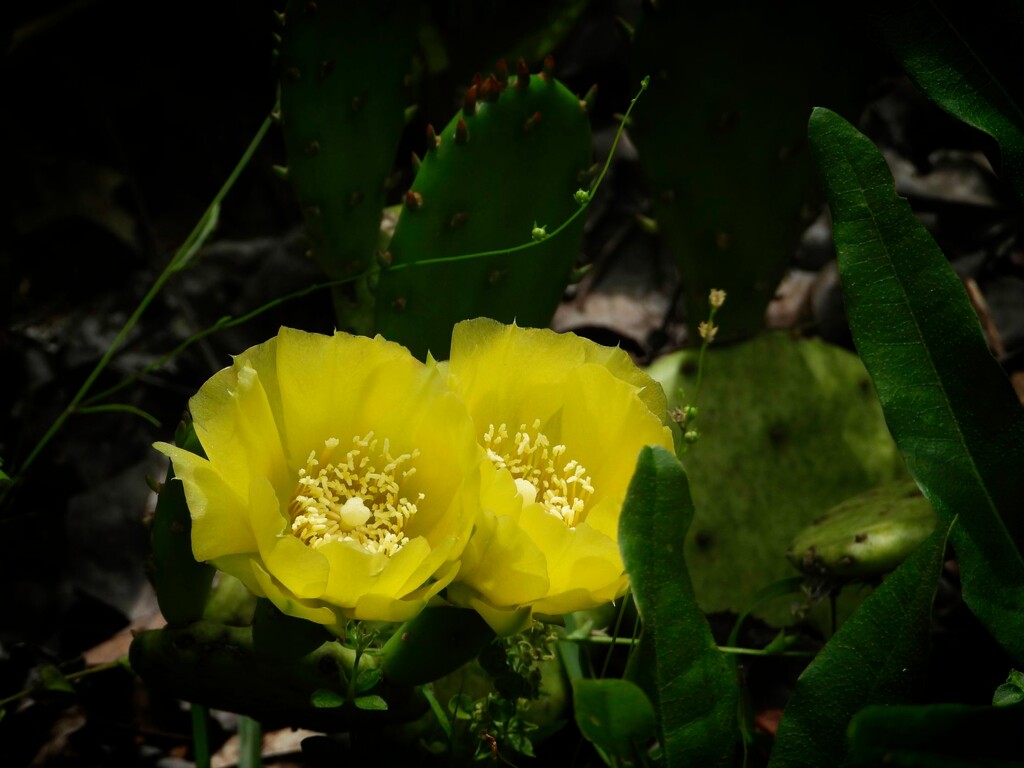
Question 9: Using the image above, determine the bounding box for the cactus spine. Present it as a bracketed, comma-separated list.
[374, 59, 592, 360]
[279, 1, 416, 333]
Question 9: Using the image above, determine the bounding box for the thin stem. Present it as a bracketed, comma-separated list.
[191, 704, 211, 768]
[75, 403, 161, 428]
[692, 304, 720, 403]
[716, 646, 816, 658]
[9, 103, 276, 485]
[0, 657, 127, 710]
[80, 78, 653, 410]
[237, 716, 263, 768]
[598, 593, 631, 679]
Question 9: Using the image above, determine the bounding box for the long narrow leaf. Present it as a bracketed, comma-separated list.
[879, 0, 1024, 202]
[768, 520, 953, 768]
[808, 106, 1024, 663]
[619, 446, 737, 768]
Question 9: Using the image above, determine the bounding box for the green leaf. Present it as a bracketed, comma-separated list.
[447, 693, 475, 720]
[809, 106, 1024, 663]
[992, 669, 1024, 707]
[354, 667, 382, 693]
[619, 446, 737, 768]
[847, 702, 1024, 767]
[878, 0, 1024, 202]
[767, 519, 953, 768]
[353, 695, 387, 711]
[38, 664, 74, 694]
[572, 678, 656, 763]
[310, 688, 345, 709]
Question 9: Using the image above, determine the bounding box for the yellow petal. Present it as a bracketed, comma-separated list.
[390, 537, 458, 597]
[448, 318, 587, 431]
[582, 496, 621, 540]
[155, 443, 256, 561]
[463, 593, 533, 636]
[459, 511, 550, 606]
[274, 328, 415, 467]
[209, 554, 264, 597]
[516, 502, 624, 601]
[581, 342, 668, 421]
[318, 539, 389, 609]
[556, 364, 673, 502]
[188, 341, 290, 501]
[250, 477, 329, 600]
[352, 592, 426, 623]
[250, 561, 339, 625]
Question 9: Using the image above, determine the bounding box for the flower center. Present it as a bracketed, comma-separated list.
[483, 420, 594, 528]
[288, 433, 423, 556]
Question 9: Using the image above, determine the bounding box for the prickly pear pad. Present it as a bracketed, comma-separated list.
[375, 64, 592, 360]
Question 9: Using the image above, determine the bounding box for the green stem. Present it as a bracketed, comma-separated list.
[75, 403, 161, 428]
[0, 657, 127, 710]
[7, 103, 276, 490]
[78, 79, 653, 413]
[716, 646, 816, 658]
[598, 593, 632, 679]
[238, 716, 262, 768]
[191, 703, 211, 768]
[692, 304, 720, 403]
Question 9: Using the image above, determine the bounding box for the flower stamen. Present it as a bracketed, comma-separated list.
[288, 434, 423, 556]
[484, 420, 594, 528]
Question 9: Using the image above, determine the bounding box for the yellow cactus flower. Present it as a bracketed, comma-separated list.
[155, 328, 482, 629]
[442, 319, 675, 635]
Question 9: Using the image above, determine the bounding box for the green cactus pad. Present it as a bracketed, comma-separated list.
[646, 333, 907, 625]
[630, 3, 866, 337]
[787, 480, 938, 581]
[374, 62, 592, 360]
[279, 1, 415, 331]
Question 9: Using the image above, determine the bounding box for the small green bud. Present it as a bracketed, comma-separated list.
[531, 223, 548, 242]
[685, 405, 699, 422]
[574, 188, 591, 205]
[683, 430, 700, 444]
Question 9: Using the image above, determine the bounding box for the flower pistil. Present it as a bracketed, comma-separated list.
[483, 420, 594, 528]
[289, 433, 423, 556]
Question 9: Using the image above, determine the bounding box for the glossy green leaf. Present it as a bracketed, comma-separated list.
[572, 678, 656, 763]
[353, 695, 388, 711]
[768, 519, 953, 768]
[878, 0, 1024, 202]
[355, 667, 382, 694]
[809, 106, 1024, 662]
[847, 702, 1024, 767]
[619, 446, 737, 768]
[992, 669, 1024, 707]
[310, 689, 345, 709]
[38, 664, 74, 694]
